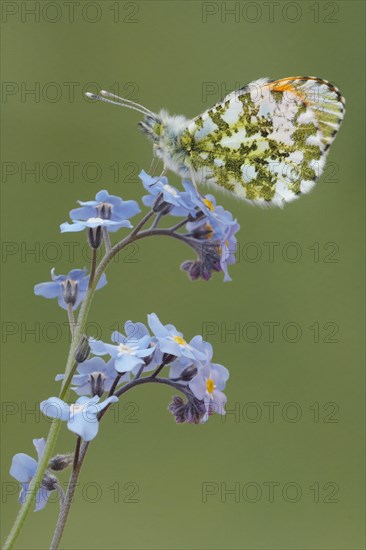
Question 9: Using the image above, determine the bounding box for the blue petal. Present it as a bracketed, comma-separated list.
[95, 190, 109, 202]
[158, 338, 181, 357]
[67, 408, 99, 441]
[68, 268, 88, 281]
[111, 331, 126, 345]
[124, 321, 150, 340]
[77, 199, 99, 207]
[60, 221, 86, 233]
[115, 354, 142, 372]
[35, 488, 51, 512]
[147, 313, 169, 337]
[69, 206, 96, 220]
[95, 273, 107, 290]
[40, 397, 70, 421]
[10, 454, 38, 482]
[89, 339, 117, 357]
[77, 357, 106, 374]
[34, 281, 60, 299]
[94, 395, 118, 413]
[33, 438, 46, 461]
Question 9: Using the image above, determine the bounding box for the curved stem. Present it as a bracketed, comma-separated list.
[3, 276, 98, 549]
[150, 212, 163, 229]
[102, 227, 111, 251]
[50, 441, 89, 550]
[114, 375, 191, 399]
[3, 212, 197, 550]
[108, 373, 122, 396]
[88, 248, 98, 289]
[50, 374, 189, 547]
[67, 304, 75, 340]
[169, 217, 190, 232]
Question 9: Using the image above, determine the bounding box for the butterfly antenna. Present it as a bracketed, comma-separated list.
[85, 91, 154, 117]
[100, 90, 155, 117]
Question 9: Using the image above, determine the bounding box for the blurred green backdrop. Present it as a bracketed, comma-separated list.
[1, 1, 365, 548]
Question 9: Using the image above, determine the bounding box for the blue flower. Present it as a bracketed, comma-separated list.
[60, 218, 132, 233]
[60, 190, 140, 233]
[220, 219, 240, 282]
[189, 363, 230, 422]
[147, 313, 206, 362]
[89, 330, 154, 373]
[169, 335, 212, 380]
[55, 357, 129, 397]
[34, 268, 107, 310]
[186, 202, 238, 241]
[139, 171, 197, 217]
[10, 438, 54, 511]
[40, 396, 118, 441]
[183, 207, 240, 282]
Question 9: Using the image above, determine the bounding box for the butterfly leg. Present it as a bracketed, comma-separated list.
[189, 167, 205, 199]
[149, 166, 167, 186]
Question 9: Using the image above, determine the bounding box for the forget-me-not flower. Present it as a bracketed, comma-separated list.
[34, 268, 107, 310]
[189, 363, 229, 422]
[40, 395, 118, 441]
[55, 357, 129, 397]
[60, 190, 140, 233]
[10, 438, 56, 511]
[147, 313, 206, 362]
[89, 331, 154, 373]
[139, 170, 197, 217]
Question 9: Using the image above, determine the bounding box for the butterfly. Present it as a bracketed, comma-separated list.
[86, 76, 345, 207]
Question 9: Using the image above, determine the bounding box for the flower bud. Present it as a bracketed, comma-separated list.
[87, 226, 103, 249]
[61, 279, 78, 306]
[188, 209, 205, 222]
[162, 353, 176, 365]
[48, 454, 73, 471]
[168, 395, 206, 424]
[41, 472, 59, 491]
[75, 335, 90, 363]
[180, 365, 198, 381]
[143, 344, 155, 366]
[152, 193, 173, 214]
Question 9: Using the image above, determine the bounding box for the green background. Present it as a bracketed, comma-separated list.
[1, 1, 365, 548]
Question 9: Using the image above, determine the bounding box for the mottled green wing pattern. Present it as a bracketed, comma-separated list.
[180, 76, 345, 206]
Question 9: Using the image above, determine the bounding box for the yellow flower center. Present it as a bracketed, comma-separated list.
[172, 335, 186, 346]
[206, 378, 215, 394]
[203, 198, 215, 211]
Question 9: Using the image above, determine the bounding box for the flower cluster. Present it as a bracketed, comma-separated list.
[140, 171, 240, 282]
[43, 314, 230, 431]
[12, 172, 234, 515]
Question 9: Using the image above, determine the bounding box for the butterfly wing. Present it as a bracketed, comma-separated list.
[180, 76, 345, 206]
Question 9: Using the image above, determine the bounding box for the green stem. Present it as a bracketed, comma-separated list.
[50, 441, 89, 550]
[3, 420, 61, 549]
[3, 216, 195, 549]
[3, 280, 97, 550]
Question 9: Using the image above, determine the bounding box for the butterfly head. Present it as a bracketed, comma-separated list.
[138, 115, 163, 143]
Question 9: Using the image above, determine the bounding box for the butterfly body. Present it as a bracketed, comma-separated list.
[139, 111, 191, 179]
[87, 76, 345, 207]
